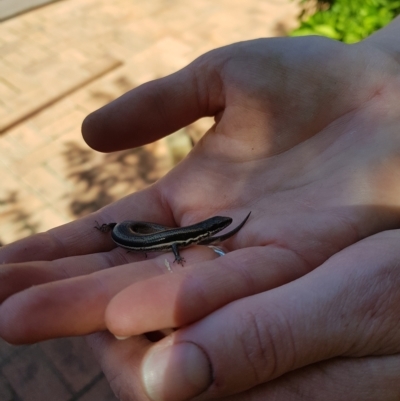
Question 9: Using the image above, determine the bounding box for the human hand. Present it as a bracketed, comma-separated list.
[1, 17, 400, 401]
[94, 230, 400, 401]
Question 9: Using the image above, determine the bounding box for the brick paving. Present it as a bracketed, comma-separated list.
[0, 0, 299, 399]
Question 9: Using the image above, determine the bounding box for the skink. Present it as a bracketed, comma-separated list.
[96, 211, 251, 265]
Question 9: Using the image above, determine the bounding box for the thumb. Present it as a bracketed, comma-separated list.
[139, 231, 400, 401]
[81, 51, 224, 152]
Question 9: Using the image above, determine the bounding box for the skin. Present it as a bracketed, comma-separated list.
[1, 17, 400, 401]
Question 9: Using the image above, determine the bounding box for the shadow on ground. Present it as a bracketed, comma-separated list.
[0, 192, 41, 246]
[64, 141, 160, 218]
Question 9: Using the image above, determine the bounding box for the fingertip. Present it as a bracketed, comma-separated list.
[80, 59, 224, 152]
[81, 110, 100, 151]
[0, 292, 38, 344]
[104, 277, 176, 338]
[104, 293, 131, 338]
[114, 334, 131, 341]
[142, 340, 212, 401]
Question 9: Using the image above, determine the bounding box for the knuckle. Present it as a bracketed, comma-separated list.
[233, 304, 296, 383]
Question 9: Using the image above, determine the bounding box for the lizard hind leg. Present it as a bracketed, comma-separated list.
[171, 243, 185, 266]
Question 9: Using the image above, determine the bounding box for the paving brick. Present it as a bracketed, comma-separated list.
[0, 136, 26, 165]
[21, 55, 59, 76]
[39, 337, 102, 393]
[2, 345, 72, 401]
[0, 29, 20, 43]
[68, 67, 134, 113]
[126, 38, 190, 80]
[28, 98, 77, 131]
[22, 166, 71, 202]
[59, 48, 91, 65]
[0, 375, 15, 401]
[5, 124, 49, 154]
[0, 64, 38, 92]
[76, 375, 118, 401]
[0, 166, 47, 241]
[40, 109, 86, 139]
[0, 186, 46, 216]
[29, 206, 69, 233]
[10, 137, 67, 174]
[0, 339, 21, 361]
[0, 216, 41, 245]
[0, 56, 121, 133]
[0, 78, 18, 98]
[24, 30, 55, 47]
[2, 49, 34, 70]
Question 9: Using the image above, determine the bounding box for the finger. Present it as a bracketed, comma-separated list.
[0, 209, 253, 301]
[0, 247, 150, 303]
[86, 337, 400, 401]
[86, 331, 152, 401]
[82, 52, 224, 152]
[0, 246, 218, 344]
[364, 16, 400, 59]
[0, 260, 163, 343]
[87, 333, 400, 401]
[89, 331, 212, 401]
[0, 186, 171, 263]
[137, 231, 400, 401]
[224, 355, 400, 401]
[105, 246, 311, 337]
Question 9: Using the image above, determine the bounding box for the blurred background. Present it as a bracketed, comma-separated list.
[0, 0, 398, 400]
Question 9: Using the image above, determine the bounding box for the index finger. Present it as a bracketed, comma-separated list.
[0, 186, 171, 264]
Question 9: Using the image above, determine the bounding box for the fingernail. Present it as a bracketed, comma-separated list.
[142, 341, 212, 401]
[114, 335, 130, 340]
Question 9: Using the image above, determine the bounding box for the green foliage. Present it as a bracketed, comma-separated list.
[291, 0, 400, 43]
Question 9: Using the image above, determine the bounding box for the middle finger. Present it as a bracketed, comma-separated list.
[0, 245, 219, 343]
